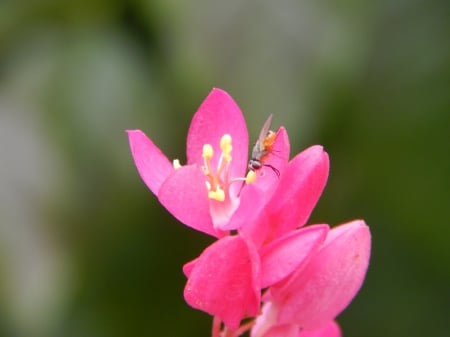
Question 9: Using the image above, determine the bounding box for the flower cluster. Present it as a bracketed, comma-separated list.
[127, 88, 371, 337]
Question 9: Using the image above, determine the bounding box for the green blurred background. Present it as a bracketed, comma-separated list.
[0, 1, 449, 337]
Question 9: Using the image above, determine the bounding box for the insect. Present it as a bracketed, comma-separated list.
[248, 114, 280, 176]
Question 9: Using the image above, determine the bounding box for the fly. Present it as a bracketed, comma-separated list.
[248, 114, 280, 176]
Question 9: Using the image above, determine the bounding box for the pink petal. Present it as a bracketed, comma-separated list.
[298, 321, 341, 337]
[220, 183, 266, 231]
[251, 302, 277, 337]
[127, 130, 173, 195]
[186, 88, 249, 191]
[267, 145, 329, 239]
[239, 210, 270, 248]
[251, 302, 298, 337]
[208, 193, 239, 230]
[273, 220, 371, 330]
[184, 235, 261, 330]
[182, 257, 198, 278]
[260, 225, 329, 288]
[261, 325, 299, 337]
[158, 165, 216, 237]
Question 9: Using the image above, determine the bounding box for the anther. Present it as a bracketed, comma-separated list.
[220, 134, 233, 162]
[173, 159, 182, 170]
[202, 144, 214, 159]
[208, 187, 225, 202]
[245, 170, 257, 184]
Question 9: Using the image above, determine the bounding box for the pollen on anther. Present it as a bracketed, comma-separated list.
[220, 134, 233, 162]
[202, 144, 214, 159]
[245, 170, 257, 184]
[208, 188, 225, 202]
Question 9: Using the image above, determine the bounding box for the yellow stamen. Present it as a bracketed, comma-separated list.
[208, 187, 225, 202]
[202, 144, 214, 159]
[199, 134, 247, 202]
[245, 170, 257, 184]
[220, 134, 233, 162]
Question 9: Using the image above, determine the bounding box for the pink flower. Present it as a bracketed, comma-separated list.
[127, 88, 294, 237]
[251, 220, 371, 337]
[183, 224, 329, 330]
[128, 88, 332, 327]
[127, 88, 371, 335]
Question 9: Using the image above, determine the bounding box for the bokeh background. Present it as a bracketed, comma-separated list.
[0, 1, 449, 337]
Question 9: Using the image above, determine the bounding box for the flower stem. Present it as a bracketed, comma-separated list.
[212, 316, 221, 337]
[230, 320, 255, 337]
[219, 319, 255, 337]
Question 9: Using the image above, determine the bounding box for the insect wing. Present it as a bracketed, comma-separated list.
[257, 113, 273, 152]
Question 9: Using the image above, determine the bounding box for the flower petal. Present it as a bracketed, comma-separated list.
[251, 302, 277, 337]
[260, 225, 329, 288]
[239, 210, 270, 248]
[261, 325, 299, 337]
[251, 302, 298, 337]
[127, 130, 173, 195]
[184, 235, 261, 330]
[273, 220, 371, 330]
[298, 321, 341, 337]
[267, 145, 329, 239]
[220, 183, 265, 231]
[186, 88, 249, 188]
[182, 257, 198, 278]
[158, 165, 216, 237]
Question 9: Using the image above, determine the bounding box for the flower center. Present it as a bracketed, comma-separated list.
[202, 134, 234, 201]
[201, 134, 256, 202]
[172, 134, 256, 203]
